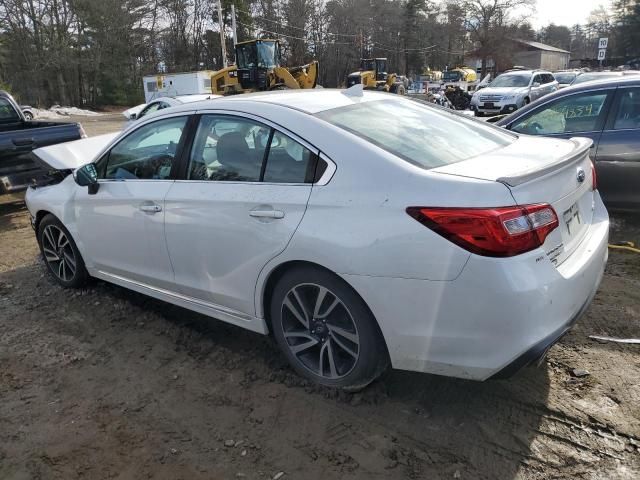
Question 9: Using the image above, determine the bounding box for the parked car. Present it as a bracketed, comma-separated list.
[0, 90, 86, 196]
[571, 70, 640, 86]
[470, 69, 558, 116]
[124, 94, 222, 123]
[20, 105, 35, 120]
[26, 90, 608, 389]
[496, 76, 640, 210]
[553, 70, 582, 89]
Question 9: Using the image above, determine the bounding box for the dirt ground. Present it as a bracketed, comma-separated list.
[1, 115, 639, 479]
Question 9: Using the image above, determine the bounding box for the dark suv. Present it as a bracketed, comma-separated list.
[496, 77, 640, 210]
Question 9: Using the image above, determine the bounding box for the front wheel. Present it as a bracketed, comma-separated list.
[270, 266, 388, 390]
[38, 214, 89, 288]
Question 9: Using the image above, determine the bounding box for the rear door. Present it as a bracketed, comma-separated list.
[593, 86, 640, 209]
[164, 112, 319, 317]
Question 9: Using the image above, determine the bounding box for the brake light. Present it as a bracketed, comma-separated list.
[406, 204, 559, 257]
[591, 162, 597, 191]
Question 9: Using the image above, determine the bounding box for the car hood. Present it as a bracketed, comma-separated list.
[32, 132, 119, 170]
[476, 87, 528, 97]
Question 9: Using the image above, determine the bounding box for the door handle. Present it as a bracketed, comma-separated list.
[12, 138, 34, 147]
[139, 203, 162, 214]
[249, 209, 285, 219]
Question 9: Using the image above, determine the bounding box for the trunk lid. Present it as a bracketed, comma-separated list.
[433, 135, 595, 266]
[32, 132, 118, 170]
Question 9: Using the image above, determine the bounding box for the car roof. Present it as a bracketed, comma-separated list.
[153, 89, 398, 115]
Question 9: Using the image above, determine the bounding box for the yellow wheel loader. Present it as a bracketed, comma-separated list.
[346, 58, 405, 95]
[211, 39, 318, 95]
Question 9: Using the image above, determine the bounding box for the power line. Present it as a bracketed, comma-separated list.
[237, 21, 439, 54]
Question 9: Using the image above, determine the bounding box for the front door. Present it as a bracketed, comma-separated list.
[164, 113, 316, 316]
[73, 114, 190, 289]
[595, 86, 640, 209]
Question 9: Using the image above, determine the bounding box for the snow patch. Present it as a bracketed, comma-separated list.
[31, 106, 102, 119]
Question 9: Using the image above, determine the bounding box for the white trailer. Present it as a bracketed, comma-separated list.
[142, 71, 216, 102]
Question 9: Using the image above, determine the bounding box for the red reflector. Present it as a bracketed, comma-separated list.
[407, 204, 559, 257]
[591, 161, 597, 191]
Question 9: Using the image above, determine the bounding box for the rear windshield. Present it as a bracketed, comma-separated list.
[572, 73, 621, 85]
[316, 99, 514, 169]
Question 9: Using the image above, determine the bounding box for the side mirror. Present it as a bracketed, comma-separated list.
[532, 82, 541, 88]
[129, 113, 137, 120]
[74, 163, 99, 194]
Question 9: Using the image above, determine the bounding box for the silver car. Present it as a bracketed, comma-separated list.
[471, 69, 558, 116]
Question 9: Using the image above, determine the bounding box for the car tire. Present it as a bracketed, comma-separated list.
[38, 214, 89, 288]
[475, 111, 483, 117]
[524, 97, 530, 105]
[23, 111, 34, 120]
[270, 265, 388, 390]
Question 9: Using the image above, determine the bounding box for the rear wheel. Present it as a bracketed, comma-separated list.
[38, 214, 89, 288]
[270, 266, 388, 390]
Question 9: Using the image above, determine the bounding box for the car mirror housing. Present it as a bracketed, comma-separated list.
[532, 82, 541, 88]
[74, 163, 99, 194]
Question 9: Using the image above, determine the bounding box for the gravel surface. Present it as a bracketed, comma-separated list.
[1, 115, 639, 479]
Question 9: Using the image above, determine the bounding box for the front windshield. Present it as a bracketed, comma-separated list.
[443, 71, 461, 81]
[316, 99, 514, 169]
[572, 73, 620, 85]
[554, 72, 577, 84]
[256, 42, 277, 68]
[489, 74, 531, 88]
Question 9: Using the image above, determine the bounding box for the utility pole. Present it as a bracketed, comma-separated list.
[217, 0, 228, 68]
[231, 3, 238, 48]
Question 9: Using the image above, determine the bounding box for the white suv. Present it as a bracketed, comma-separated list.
[471, 70, 558, 116]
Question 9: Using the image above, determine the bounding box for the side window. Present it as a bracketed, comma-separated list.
[188, 115, 270, 182]
[263, 131, 316, 183]
[544, 74, 554, 84]
[532, 74, 542, 86]
[511, 92, 609, 135]
[101, 116, 187, 180]
[613, 88, 640, 130]
[138, 102, 162, 119]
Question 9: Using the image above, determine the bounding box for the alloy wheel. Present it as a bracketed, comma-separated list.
[41, 225, 76, 282]
[280, 283, 360, 379]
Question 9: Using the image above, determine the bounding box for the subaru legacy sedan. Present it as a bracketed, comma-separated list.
[26, 90, 608, 389]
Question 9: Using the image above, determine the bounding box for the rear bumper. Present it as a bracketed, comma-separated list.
[343, 194, 609, 381]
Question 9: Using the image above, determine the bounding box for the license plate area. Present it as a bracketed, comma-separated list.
[563, 202, 581, 236]
[483, 102, 495, 109]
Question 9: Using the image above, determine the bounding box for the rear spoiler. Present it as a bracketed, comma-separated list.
[497, 137, 592, 187]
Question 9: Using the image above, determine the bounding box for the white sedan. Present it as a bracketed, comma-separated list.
[26, 89, 609, 389]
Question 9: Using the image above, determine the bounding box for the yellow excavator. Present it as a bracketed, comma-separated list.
[211, 39, 318, 95]
[346, 58, 405, 94]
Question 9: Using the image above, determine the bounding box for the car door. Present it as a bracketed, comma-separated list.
[528, 74, 541, 101]
[73, 114, 191, 289]
[508, 88, 615, 158]
[593, 86, 640, 209]
[164, 112, 321, 318]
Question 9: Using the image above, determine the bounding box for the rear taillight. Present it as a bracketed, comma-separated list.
[591, 162, 597, 191]
[406, 204, 559, 257]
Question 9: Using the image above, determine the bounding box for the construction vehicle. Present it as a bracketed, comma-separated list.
[211, 39, 318, 95]
[422, 69, 443, 81]
[442, 67, 477, 83]
[346, 58, 406, 94]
